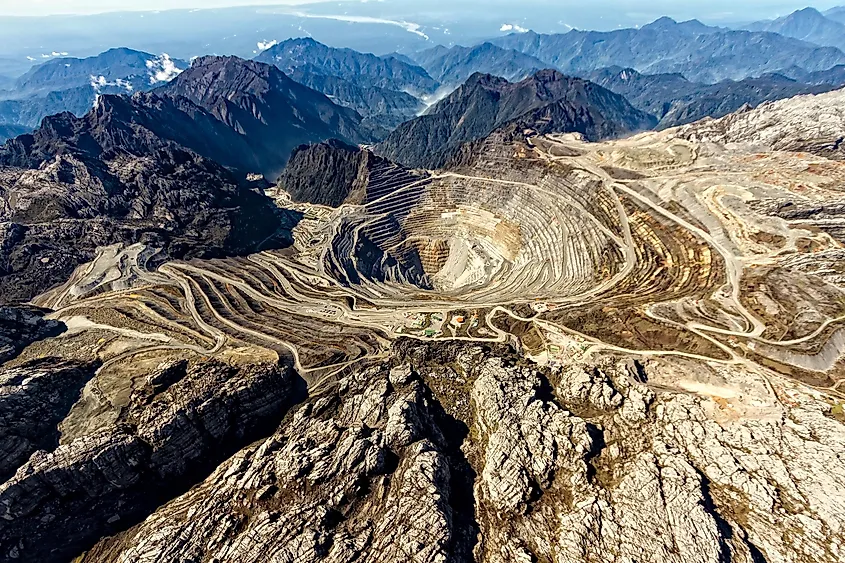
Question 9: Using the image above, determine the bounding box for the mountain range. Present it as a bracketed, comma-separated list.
[161, 55, 377, 180]
[4, 6, 845, 563]
[377, 69, 656, 169]
[253, 38, 438, 130]
[410, 43, 549, 86]
[6, 11, 845, 144]
[0, 48, 186, 141]
[490, 17, 845, 83]
[0, 55, 390, 303]
[745, 7, 845, 51]
[588, 67, 840, 128]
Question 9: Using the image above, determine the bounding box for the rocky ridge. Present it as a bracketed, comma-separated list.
[678, 87, 845, 159]
[279, 139, 425, 208]
[0, 359, 298, 562]
[66, 341, 845, 563]
[588, 66, 838, 128]
[0, 306, 64, 363]
[159, 55, 380, 180]
[377, 69, 655, 169]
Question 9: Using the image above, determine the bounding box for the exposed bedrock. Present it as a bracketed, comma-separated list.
[79, 352, 476, 563]
[0, 358, 97, 483]
[0, 359, 300, 562]
[0, 306, 65, 363]
[76, 341, 845, 563]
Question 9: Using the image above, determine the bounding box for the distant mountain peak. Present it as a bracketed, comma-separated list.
[377, 69, 655, 169]
[254, 37, 438, 95]
[645, 16, 679, 27]
[745, 7, 845, 52]
[793, 6, 825, 17]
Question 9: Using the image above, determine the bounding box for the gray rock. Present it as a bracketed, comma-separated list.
[0, 360, 296, 562]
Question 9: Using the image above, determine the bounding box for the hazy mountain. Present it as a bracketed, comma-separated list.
[588, 67, 837, 128]
[490, 17, 845, 83]
[0, 88, 94, 130]
[287, 68, 424, 130]
[255, 38, 438, 95]
[377, 69, 655, 169]
[0, 124, 29, 144]
[745, 8, 845, 52]
[0, 48, 186, 133]
[781, 65, 845, 86]
[824, 6, 845, 24]
[8, 48, 186, 99]
[411, 43, 550, 86]
[159, 55, 379, 180]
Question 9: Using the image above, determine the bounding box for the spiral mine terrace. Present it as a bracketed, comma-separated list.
[30, 130, 845, 394]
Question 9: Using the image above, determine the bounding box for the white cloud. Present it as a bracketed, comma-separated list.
[146, 53, 183, 84]
[292, 12, 429, 40]
[39, 51, 70, 59]
[257, 39, 279, 51]
[90, 75, 135, 93]
[500, 23, 529, 33]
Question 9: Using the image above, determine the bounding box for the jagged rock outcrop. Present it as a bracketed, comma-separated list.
[0, 306, 64, 363]
[678, 87, 845, 159]
[78, 356, 470, 563]
[0, 91, 298, 303]
[160, 55, 380, 179]
[279, 139, 380, 207]
[0, 359, 297, 562]
[376, 70, 655, 169]
[74, 341, 845, 562]
[279, 140, 425, 208]
[0, 358, 97, 482]
[0, 125, 27, 144]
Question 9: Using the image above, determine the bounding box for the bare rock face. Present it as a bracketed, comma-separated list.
[678, 87, 845, 159]
[27, 342, 845, 562]
[0, 360, 296, 562]
[467, 351, 845, 563]
[79, 361, 466, 563]
[0, 306, 64, 363]
[0, 358, 97, 482]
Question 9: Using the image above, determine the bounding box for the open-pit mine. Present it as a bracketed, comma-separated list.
[25, 119, 845, 397]
[6, 91, 845, 563]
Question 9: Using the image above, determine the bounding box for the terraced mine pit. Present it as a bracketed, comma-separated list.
[22, 128, 845, 399]
[9, 89, 845, 563]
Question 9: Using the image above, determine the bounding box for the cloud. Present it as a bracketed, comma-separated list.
[500, 23, 529, 33]
[292, 12, 429, 40]
[90, 75, 134, 93]
[257, 39, 278, 51]
[146, 53, 183, 84]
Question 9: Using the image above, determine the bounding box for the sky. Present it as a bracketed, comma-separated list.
[0, 0, 842, 18]
[2, 0, 316, 16]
